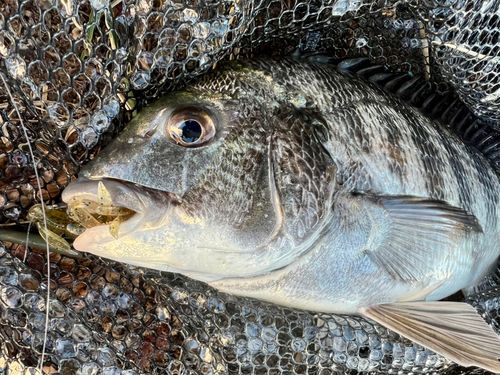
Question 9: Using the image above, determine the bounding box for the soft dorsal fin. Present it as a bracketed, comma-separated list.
[355, 195, 482, 285]
[361, 301, 500, 372]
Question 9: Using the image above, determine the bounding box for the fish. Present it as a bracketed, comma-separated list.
[60, 57, 500, 372]
[1, 0, 499, 371]
[3, 60, 499, 375]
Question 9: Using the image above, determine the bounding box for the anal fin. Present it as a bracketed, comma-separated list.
[361, 301, 500, 372]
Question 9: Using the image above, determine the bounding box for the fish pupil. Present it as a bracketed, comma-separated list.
[180, 120, 202, 143]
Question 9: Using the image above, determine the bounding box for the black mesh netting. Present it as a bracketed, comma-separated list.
[0, 0, 500, 374]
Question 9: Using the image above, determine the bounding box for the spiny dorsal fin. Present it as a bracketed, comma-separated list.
[335, 57, 500, 170]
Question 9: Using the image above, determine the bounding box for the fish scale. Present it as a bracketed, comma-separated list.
[258, 59, 497, 223]
[2, 0, 500, 373]
[63, 57, 500, 371]
[271, 112, 332, 240]
[183, 121, 267, 226]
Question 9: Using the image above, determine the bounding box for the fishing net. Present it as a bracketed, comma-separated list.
[0, 0, 500, 373]
[0, 243, 459, 375]
[1, 0, 500, 221]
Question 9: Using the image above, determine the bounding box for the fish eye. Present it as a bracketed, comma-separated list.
[167, 107, 216, 147]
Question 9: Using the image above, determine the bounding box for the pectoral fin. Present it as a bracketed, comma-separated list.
[361, 301, 500, 372]
[360, 196, 482, 284]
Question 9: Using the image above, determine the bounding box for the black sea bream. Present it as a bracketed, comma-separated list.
[62, 58, 500, 372]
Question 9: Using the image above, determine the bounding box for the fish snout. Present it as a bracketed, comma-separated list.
[62, 177, 178, 234]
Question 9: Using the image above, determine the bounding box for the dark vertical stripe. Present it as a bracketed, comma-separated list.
[402, 107, 447, 201]
[380, 109, 406, 181]
[432, 120, 473, 213]
[469, 150, 499, 228]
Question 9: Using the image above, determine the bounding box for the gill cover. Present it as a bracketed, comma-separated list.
[71, 61, 337, 280]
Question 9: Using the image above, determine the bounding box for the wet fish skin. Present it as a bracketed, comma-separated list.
[69, 58, 500, 303]
[65, 61, 338, 281]
[64, 58, 500, 370]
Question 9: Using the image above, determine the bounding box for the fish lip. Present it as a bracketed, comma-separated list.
[62, 177, 179, 239]
[72, 213, 145, 251]
[62, 177, 180, 214]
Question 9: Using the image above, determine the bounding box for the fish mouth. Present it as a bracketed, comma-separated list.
[62, 177, 178, 246]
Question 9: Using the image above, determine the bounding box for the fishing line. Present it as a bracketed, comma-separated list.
[0, 72, 51, 373]
[25, 221, 32, 263]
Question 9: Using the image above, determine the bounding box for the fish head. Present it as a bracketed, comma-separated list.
[63, 60, 336, 281]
